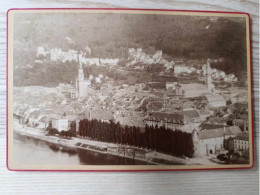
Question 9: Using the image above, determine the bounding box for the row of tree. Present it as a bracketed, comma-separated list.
[78, 119, 194, 157]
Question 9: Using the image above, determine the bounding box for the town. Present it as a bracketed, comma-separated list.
[13, 46, 250, 165]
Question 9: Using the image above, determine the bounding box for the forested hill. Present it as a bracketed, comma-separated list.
[13, 13, 247, 86]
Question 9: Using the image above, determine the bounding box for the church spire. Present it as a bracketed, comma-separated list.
[206, 59, 214, 91]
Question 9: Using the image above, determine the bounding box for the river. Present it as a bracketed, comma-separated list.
[13, 133, 150, 166]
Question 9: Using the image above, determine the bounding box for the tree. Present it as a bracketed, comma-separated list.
[70, 121, 76, 132]
[47, 128, 59, 136]
[217, 154, 228, 162]
[78, 118, 194, 157]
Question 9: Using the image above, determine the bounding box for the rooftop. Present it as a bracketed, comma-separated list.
[180, 110, 200, 119]
[86, 109, 113, 121]
[234, 132, 249, 141]
[181, 83, 208, 90]
[205, 94, 225, 103]
[145, 112, 192, 124]
[198, 126, 242, 140]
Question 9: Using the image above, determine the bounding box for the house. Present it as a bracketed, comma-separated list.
[228, 87, 248, 103]
[199, 123, 226, 131]
[180, 110, 203, 123]
[35, 116, 51, 129]
[165, 82, 184, 96]
[27, 110, 42, 126]
[51, 113, 69, 132]
[166, 82, 177, 91]
[100, 58, 119, 66]
[57, 83, 76, 99]
[146, 101, 164, 113]
[192, 126, 242, 156]
[224, 74, 238, 83]
[230, 93, 248, 104]
[205, 94, 226, 108]
[182, 101, 194, 111]
[174, 65, 192, 74]
[233, 117, 248, 132]
[197, 109, 211, 120]
[85, 109, 113, 123]
[164, 61, 174, 70]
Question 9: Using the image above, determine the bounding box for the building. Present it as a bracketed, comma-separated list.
[233, 132, 249, 156]
[182, 101, 194, 111]
[166, 82, 177, 91]
[233, 117, 248, 132]
[144, 111, 202, 133]
[230, 93, 248, 104]
[205, 94, 226, 108]
[165, 82, 184, 95]
[181, 83, 210, 98]
[174, 64, 193, 74]
[51, 113, 69, 132]
[192, 126, 242, 156]
[197, 109, 211, 121]
[35, 116, 51, 129]
[224, 74, 238, 83]
[76, 62, 91, 98]
[146, 101, 164, 113]
[27, 110, 42, 126]
[86, 109, 114, 123]
[57, 83, 76, 99]
[177, 59, 215, 97]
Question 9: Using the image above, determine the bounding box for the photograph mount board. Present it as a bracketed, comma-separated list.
[7, 8, 254, 171]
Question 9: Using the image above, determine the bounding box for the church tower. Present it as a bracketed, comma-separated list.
[205, 59, 214, 91]
[77, 61, 85, 98]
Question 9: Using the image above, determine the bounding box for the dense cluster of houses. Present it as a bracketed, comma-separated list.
[36, 46, 119, 66]
[14, 47, 249, 161]
[127, 48, 174, 70]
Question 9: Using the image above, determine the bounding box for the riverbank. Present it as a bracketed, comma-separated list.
[13, 121, 214, 165]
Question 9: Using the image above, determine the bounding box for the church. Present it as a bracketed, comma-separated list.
[75, 61, 91, 98]
[192, 126, 242, 156]
[172, 59, 215, 98]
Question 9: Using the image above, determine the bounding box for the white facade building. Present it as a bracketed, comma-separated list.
[233, 132, 249, 156]
[52, 118, 68, 132]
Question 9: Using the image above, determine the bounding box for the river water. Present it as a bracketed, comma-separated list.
[13, 133, 149, 166]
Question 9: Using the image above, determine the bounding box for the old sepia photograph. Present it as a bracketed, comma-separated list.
[7, 9, 253, 171]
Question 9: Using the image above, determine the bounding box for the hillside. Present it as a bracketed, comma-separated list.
[13, 13, 247, 86]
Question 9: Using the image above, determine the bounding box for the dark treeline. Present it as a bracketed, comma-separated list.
[79, 118, 194, 157]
